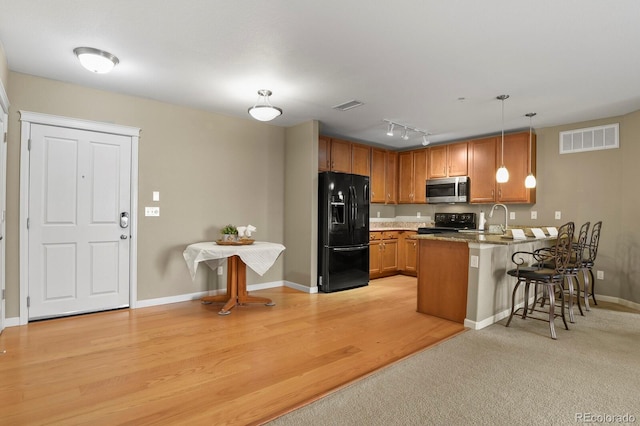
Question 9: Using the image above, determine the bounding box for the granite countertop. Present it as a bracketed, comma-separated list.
[410, 232, 556, 245]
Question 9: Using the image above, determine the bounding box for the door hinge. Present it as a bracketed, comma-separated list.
[27, 296, 30, 307]
[27, 218, 30, 229]
[28, 138, 31, 150]
[1, 289, 4, 300]
[3, 132, 6, 143]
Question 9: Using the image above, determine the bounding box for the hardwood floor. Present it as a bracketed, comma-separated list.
[0, 276, 465, 425]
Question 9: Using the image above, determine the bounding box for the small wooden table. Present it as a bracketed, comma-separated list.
[183, 241, 286, 315]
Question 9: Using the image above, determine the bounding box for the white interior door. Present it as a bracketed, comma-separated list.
[28, 123, 132, 320]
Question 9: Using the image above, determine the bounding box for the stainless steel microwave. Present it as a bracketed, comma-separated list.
[426, 176, 470, 203]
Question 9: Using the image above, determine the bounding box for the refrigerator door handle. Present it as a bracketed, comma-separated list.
[332, 245, 368, 252]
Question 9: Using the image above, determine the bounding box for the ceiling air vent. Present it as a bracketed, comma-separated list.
[332, 100, 364, 111]
[559, 123, 619, 154]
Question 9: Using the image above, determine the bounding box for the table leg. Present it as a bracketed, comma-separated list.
[200, 255, 275, 315]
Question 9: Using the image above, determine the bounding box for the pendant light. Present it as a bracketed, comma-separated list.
[524, 112, 537, 188]
[248, 90, 283, 121]
[496, 95, 510, 183]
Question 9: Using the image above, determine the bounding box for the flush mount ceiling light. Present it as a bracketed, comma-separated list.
[496, 95, 510, 183]
[248, 89, 283, 121]
[525, 112, 537, 189]
[73, 47, 119, 73]
[383, 119, 429, 144]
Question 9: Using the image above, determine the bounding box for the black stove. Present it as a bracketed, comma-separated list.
[418, 212, 477, 234]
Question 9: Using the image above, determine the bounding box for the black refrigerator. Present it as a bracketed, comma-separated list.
[318, 171, 370, 293]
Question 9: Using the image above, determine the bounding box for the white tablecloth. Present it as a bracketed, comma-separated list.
[183, 241, 286, 280]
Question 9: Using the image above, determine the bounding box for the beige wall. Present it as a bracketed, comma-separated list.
[5, 72, 288, 318]
[395, 111, 640, 304]
[284, 121, 318, 287]
[0, 41, 8, 90]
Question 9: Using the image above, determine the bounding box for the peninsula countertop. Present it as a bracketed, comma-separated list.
[410, 232, 556, 245]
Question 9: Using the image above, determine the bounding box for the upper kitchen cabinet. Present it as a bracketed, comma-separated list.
[318, 136, 351, 173]
[371, 148, 397, 204]
[498, 131, 536, 203]
[398, 149, 428, 203]
[427, 142, 468, 179]
[351, 143, 371, 176]
[467, 132, 536, 204]
[468, 136, 498, 203]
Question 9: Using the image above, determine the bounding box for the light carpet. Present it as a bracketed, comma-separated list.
[266, 302, 640, 426]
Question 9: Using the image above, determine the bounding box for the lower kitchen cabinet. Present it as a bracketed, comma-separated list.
[369, 231, 399, 279]
[398, 231, 418, 276]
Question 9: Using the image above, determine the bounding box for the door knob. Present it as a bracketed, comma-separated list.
[120, 234, 128, 240]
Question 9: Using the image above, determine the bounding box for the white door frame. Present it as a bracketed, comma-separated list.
[19, 111, 140, 325]
[0, 79, 8, 332]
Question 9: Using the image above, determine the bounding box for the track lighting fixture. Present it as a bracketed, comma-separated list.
[386, 122, 395, 136]
[383, 119, 429, 144]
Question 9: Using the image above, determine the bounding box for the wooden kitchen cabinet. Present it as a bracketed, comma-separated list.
[371, 148, 397, 204]
[498, 132, 536, 203]
[351, 143, 371, 176]
[427, 142, 468, 179]
[398, 231, 418, 276]
[369, 231, 399, 278]
[318, 136, 351, 173]
[468, 136, 498, 203]
[398, 149, 428, 204]
[467, 132, 536, 204]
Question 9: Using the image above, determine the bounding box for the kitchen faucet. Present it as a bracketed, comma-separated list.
[489, 203, 508, 232]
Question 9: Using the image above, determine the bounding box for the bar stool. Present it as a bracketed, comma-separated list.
[580, 221, 602, 310]
[506, 222, 574, 339]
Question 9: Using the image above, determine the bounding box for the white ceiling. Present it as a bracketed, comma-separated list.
[2, 1, 640, 149]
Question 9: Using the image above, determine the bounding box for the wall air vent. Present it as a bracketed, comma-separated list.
[332, 100, 364, 111]
[559, 123, 619, 154]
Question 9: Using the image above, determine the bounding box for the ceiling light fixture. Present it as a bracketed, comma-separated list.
[73, 47, 119, 73]
[383, 119, 429, 144]
[386, 122, 395, 136]
[525, 112, 537, 189]
[496, 95, 510, 183]
[248, 89, 283, 121]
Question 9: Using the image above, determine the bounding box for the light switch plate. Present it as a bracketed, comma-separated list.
[217, 266, 224, 275]
[509, 212, 515, 220]
[145, 207, 160, 217]
[470, 255, 479, 268]
[555, 211, 562, 220]
[152, 191, 160, 201]
[597, 270, 604, 280]
[531, 211, 537, 220]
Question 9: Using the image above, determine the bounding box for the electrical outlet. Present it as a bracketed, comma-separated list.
[377, 211, 380, 218]
[597, 270, 604, 280]
[531, 211, 537, 220]
[555, 211, 562, 220]
[152, 191, 160, 201]
[144, 207, 160, 217]
[470, 255, 479, 268]
[509, 212, 515, 220]
[217, 266, 224, 275]
[417, 212, 421, 218]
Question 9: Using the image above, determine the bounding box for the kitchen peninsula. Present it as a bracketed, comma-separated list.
[412, 232, 554, 329]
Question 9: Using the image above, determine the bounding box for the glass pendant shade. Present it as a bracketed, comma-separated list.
[248, 90, 283, 121]
[525, 173, 537, 188]
[74, 47, 119, 73]
[496, 165, 509, 183]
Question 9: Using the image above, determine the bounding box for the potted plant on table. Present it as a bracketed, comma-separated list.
[220, 224, 238, 242]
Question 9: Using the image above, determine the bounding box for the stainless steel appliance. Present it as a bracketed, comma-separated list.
[418, 212, 477, 234]
[318, 171, 370, 292]
[426, 176, 470, 204]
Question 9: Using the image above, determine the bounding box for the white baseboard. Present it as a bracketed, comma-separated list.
[284, 280, 318, 293]
[3, 317, 21, 328]
[594, 295, 640, 311]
